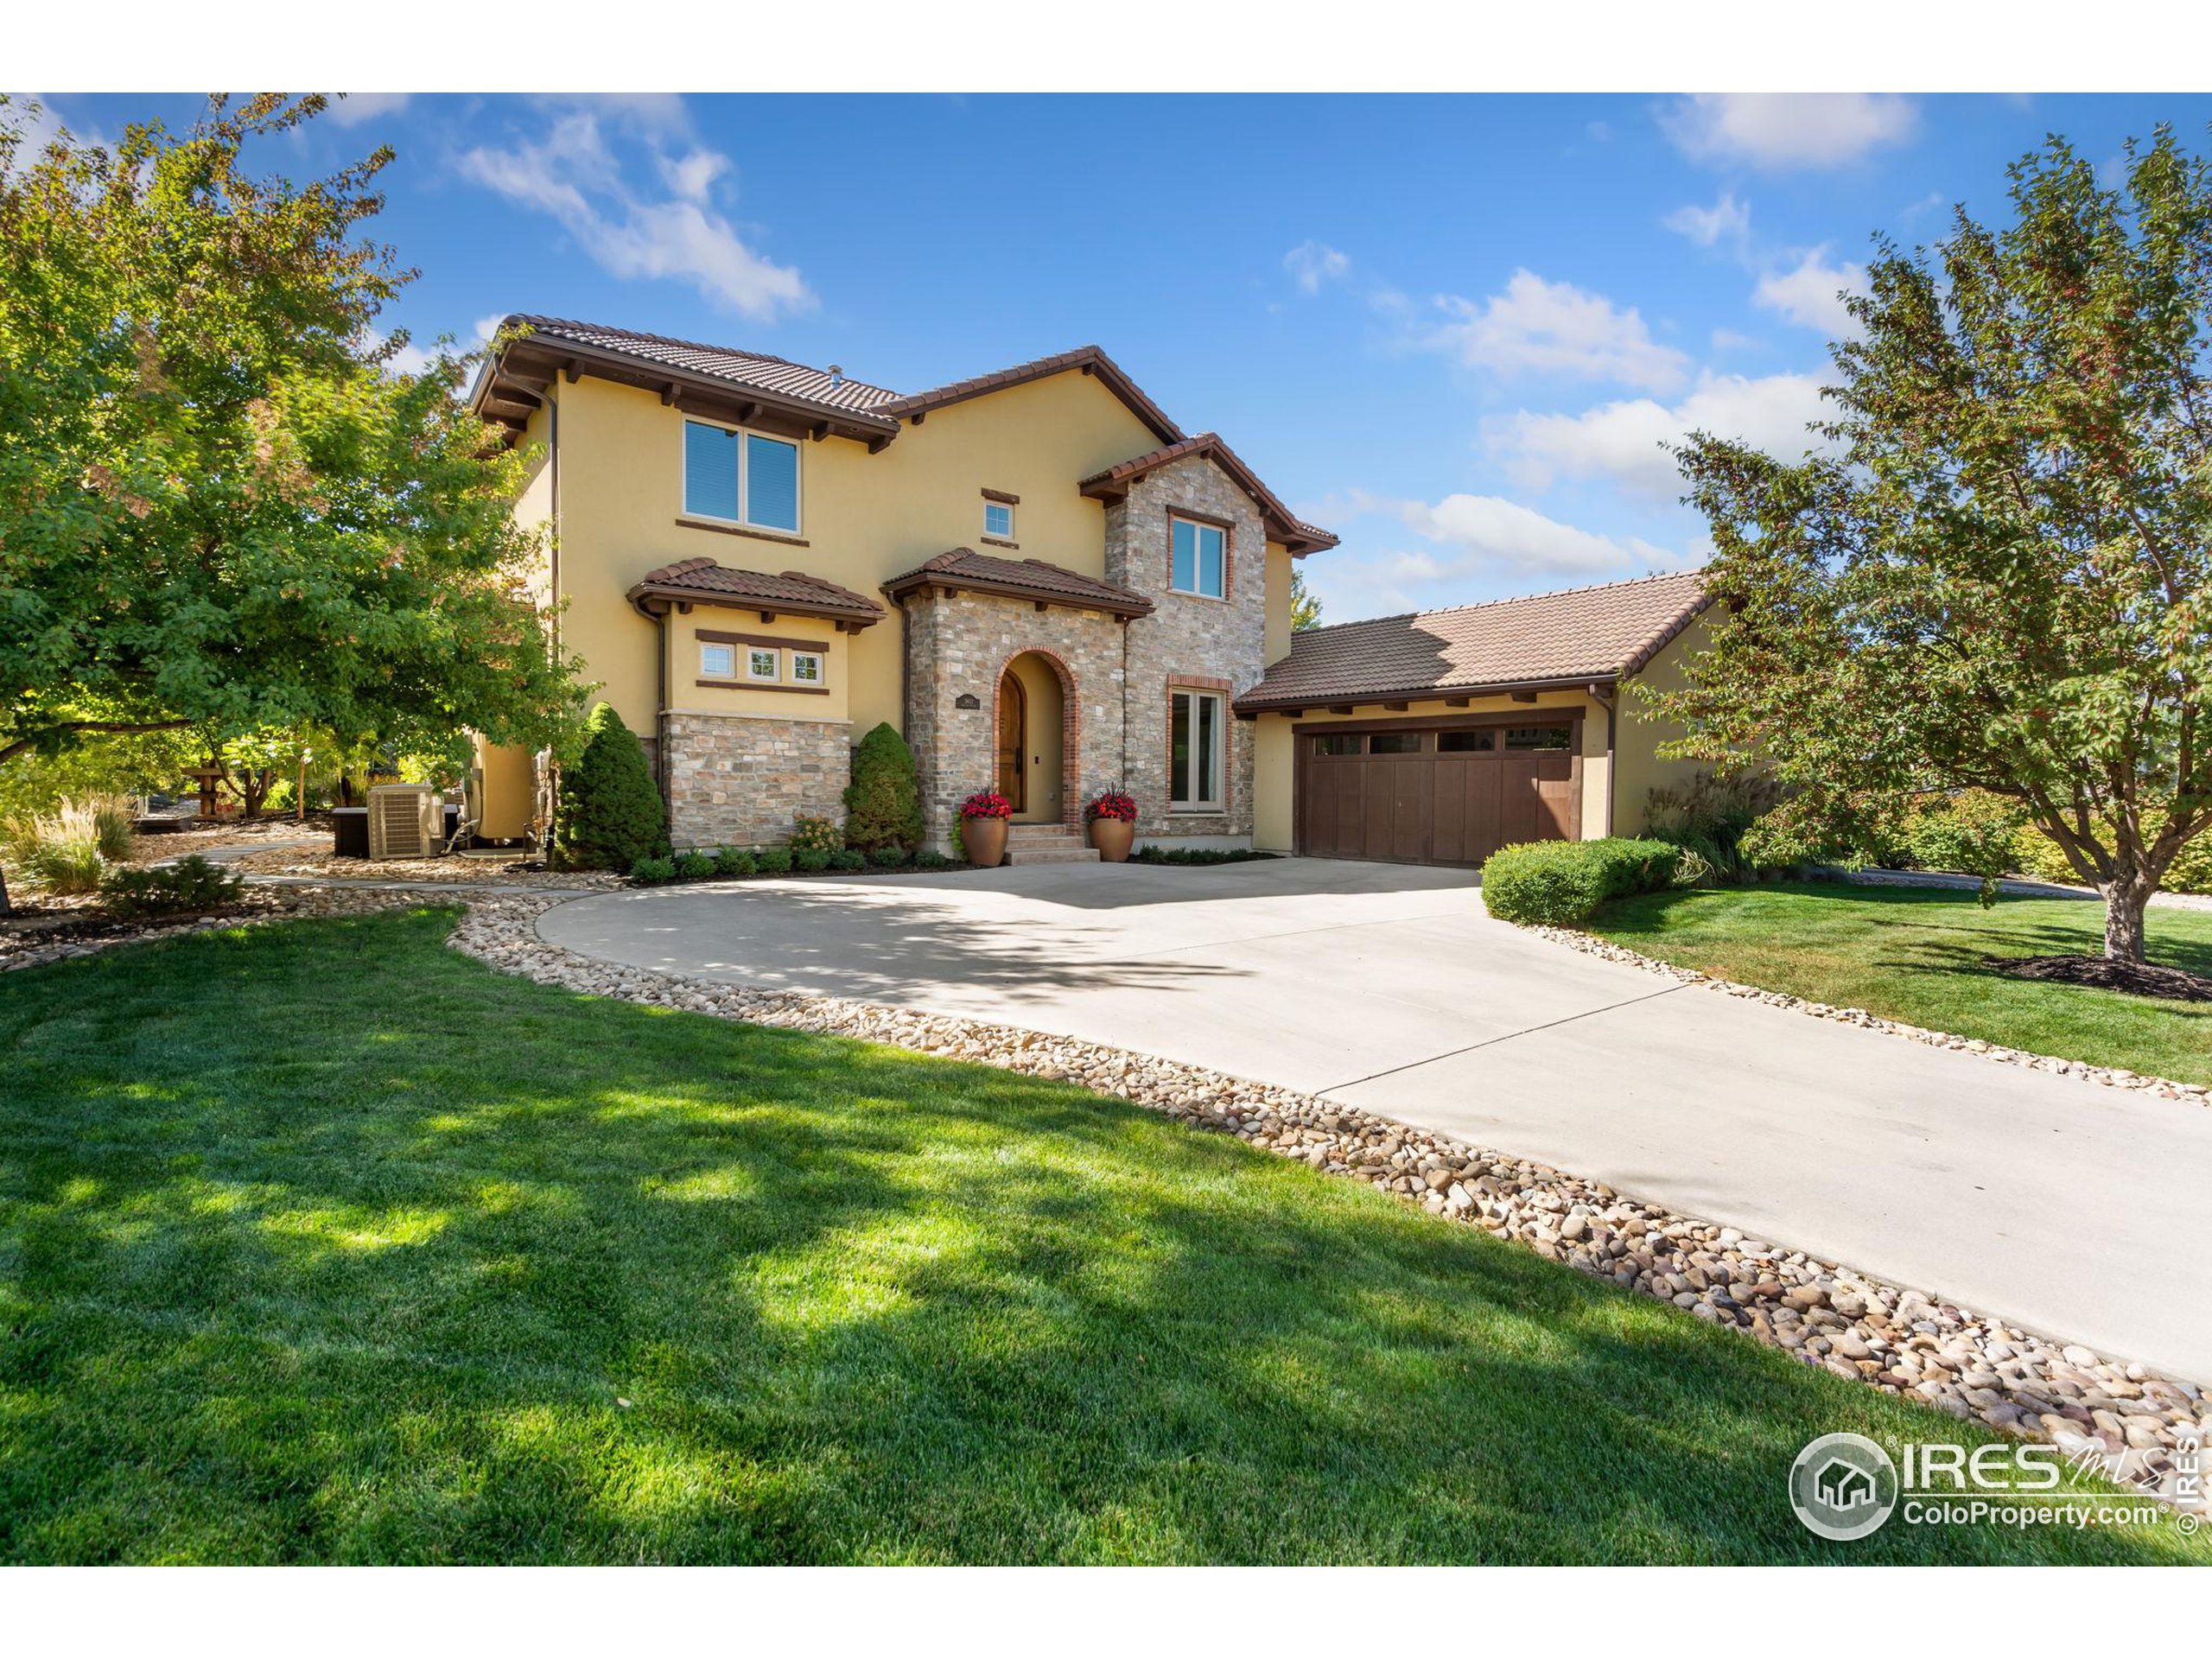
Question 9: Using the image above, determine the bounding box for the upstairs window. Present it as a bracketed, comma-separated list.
[683, 419, 802, 534]
[1170, 516, 1227, 599]
[983, 499, 1014, 540]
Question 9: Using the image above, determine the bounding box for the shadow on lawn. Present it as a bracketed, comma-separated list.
[0, 909, 2197, 1566]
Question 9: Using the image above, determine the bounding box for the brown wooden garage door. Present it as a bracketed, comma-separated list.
[1294, 719, 1580, 868]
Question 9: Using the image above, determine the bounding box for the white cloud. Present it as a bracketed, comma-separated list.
[328, 93, 411, 128]
[474, 313, 508, 346]
[1485, 372, 1835, 499]
[1709, 327, 1758, 352]
[1283, 240, 1351, 295]
[1661, 93, 1916, 171]
[1422, 270, 1690, 393]
[1663, 191, 1751, 250]
[456, 108, 810, 321]
[1753, 246, 1869, 335]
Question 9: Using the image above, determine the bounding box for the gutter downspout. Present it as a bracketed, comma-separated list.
[1587, 681, 1618, 836]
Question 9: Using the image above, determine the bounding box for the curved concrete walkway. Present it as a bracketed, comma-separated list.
[537, 858, 2212, 1382]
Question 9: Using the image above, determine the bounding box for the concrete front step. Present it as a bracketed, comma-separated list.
[1002, 844, 1101, 865]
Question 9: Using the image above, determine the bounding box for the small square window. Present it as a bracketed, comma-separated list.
[700, 642, 734, 678]
[983, 500, 1014, 540]
[747, 647, 781, 683]
[790, 651, 823, 685]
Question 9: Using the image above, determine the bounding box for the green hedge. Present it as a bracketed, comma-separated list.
[1479, 837, 1681, 927]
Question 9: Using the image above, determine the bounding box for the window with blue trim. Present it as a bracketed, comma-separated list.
[1169, 516, 1226, 598]
[682, 419, 802, 533]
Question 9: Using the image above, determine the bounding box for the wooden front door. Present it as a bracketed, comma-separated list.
[995, 673, 1027, 811]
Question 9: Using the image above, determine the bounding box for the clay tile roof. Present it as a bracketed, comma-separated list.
[876, 345, 1185, 445]
[504, 315, 904, 423]
[881, 548, 1154, 619]
[1236, 569, 1709, 709]
[1079, 432, 1338, 556]
[626, 558, 887, 626]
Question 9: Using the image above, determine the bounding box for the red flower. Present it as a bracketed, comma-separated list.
[960, 791, 1013, 820]
[1087, 791, 1136, 822]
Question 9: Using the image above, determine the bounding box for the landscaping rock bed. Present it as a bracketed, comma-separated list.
[227, 846, 626, 890]
[1522, 922, 2212, 1108]
[445, 892, 2207, 1514]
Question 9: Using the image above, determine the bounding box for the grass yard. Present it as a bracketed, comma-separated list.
[1591, 882, 2212, 1088]
[1, 909, 2199, 1565]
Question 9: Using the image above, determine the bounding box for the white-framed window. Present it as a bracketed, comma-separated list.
[982, 499, 1014, 540]
[790, 650, 824, 685]
[700, 641, 735, 678]
[1169, 690, 1226, 810]
[1169, 515, 1227, 599]
[682, 418, 803, 534]
[746, 646, 781, 683]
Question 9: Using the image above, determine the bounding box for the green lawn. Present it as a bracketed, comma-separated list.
[1, 910, 2198, 1564]
[1590, 882, 2212, 1088]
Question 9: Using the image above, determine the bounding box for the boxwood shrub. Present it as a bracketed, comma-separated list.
[1479, 837, 1681, 928]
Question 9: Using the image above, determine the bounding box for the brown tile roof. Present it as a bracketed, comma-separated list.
[881, 549, 1154, 619]
[877, 345, 1184, 445]
[512, 316, 902, 416]
[626, 557, 887, 627]
[1079, 433, 1338, 556]
[1236, 569, 1709, 710]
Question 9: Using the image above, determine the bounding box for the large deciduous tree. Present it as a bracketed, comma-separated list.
[1653, 130, 2212, 963]
[0, 94, 578, 911]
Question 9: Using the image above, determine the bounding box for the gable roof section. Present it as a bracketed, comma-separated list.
[875, 346, 1184, 446]
[882, 549, 1154, 620]
[1236, 569, 1708, 711]
[1079, 433, 1339, 556]
[626, 557, 887, 628]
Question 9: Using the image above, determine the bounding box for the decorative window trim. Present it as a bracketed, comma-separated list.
[1166, 512, 1231, 601]
[790, 649, 825, 686]
[700, 641, 735, 678]
[982, 499, 1016, 543]
[681, 416, 804, 536]
[746, 645, 782, 683]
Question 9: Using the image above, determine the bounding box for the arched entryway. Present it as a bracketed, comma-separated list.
[995, 651, 1071, 824]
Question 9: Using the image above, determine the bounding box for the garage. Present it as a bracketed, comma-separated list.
[1294, 717, 1580, 867]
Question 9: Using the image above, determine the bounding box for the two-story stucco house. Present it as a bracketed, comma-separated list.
[469, 316, 1710, 866]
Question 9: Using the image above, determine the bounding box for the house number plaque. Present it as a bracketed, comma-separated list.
[954, 693, 982, 709]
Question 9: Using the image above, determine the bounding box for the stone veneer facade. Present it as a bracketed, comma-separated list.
[1103, 453, 1266, 843]
[899, 587, 1130, 851]
[661, 712, 850, 849]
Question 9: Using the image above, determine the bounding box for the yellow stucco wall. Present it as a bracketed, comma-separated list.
[544, 367, 1176, 741]
[663, 610, 854, 726]
[1263, 544, 1294, 666]
[1610, 614, 1713, 836]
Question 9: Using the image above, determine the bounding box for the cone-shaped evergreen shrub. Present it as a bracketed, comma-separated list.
[842, 722, 924, 852]
[553, 703, 668, 870]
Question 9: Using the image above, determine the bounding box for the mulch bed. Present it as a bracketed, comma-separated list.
[1987, 953, 2212, 1003]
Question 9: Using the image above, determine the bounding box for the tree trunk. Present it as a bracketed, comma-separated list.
[2102, 882, 2151, 963]
[0, 862, 11, 918]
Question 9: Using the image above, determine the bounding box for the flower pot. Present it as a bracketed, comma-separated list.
[1090, 819, 1135, 862]
[961, 816, 1007, 868]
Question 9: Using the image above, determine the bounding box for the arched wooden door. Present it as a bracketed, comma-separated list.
[995, 671, 1027, 811]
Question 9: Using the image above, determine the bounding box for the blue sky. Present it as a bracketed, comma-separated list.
[25, 91, 2212, 625]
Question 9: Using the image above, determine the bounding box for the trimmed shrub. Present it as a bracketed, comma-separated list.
[793, 847, 831, 873]
[629, 855, 677, 884]
[100, 854, 244, 918]
[1479, 837, 1681, 928]
[554, 704, 668, 872]
[828, 849, 867, 872]
[714, 846, 758, 878]
[912, 849, 957, 872]
[868, 844, 908, 868]
[755, 847, 793, 874]
[675, 851, 718, 880]
[1128, 846, 1278, 866]
[842, 722, 924, 853]
[790, 813, 842, 856]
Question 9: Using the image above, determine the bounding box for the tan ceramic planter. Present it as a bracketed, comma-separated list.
[961, 816, 1008, 868]
[1090, 819, 1135, 862]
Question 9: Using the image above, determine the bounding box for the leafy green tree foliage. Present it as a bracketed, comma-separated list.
[1290, 566, 1323, 632]
[1653, 131, 2212, 962]
[551, 704, 666, 871]
[841, 722, 923, 852]
[0, 95, 578, 910]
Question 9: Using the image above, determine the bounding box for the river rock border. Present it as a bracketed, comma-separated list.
[1518, 922, 2212, 1109]
[441, 893, 2205, 1514]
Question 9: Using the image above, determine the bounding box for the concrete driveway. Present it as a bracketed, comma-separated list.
[537, 857, 2212, 1382]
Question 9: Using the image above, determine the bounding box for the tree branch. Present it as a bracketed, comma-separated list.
[0, 718, 194, 768]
